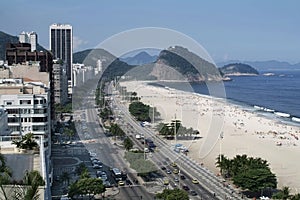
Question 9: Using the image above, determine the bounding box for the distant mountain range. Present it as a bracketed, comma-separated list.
[120, 51, 158, 65]
[73, 46, 223, 81]
[0, 31, 46, 60]
[217, 60, 300, 71]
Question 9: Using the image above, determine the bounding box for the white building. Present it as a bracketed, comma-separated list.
[72, 63, 96, 87]
[19, 31, 38, 52]
[0, 79, 50, 142]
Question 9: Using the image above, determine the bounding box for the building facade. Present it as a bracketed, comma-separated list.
[0, 107, 9, 136]
[52, 60, 68, 105]
[19, 31, 38, 52]
[49, 24, 73, 81]
[5, 43, 53, 72]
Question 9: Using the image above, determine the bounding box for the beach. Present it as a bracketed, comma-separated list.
[120, 80, 300, 193]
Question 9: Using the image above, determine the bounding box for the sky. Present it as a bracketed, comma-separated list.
[1, 0, 300, 63]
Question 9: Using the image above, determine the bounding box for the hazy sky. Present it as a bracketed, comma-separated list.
[1, 0, 300, 63]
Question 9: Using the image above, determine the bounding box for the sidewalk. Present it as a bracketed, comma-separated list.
[95, 187, 120, 199]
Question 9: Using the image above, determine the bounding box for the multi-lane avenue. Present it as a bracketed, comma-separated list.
[108, 82, 244, 200]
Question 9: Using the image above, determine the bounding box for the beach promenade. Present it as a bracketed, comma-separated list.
[120, 80, 300, 193]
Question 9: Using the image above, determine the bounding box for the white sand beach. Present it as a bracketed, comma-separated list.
[120, 80, 300, 193]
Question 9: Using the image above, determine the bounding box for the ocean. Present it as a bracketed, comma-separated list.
[148, 70, 300, 125]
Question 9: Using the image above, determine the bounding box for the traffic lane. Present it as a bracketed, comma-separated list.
[82, 103, 155, 198]
[111, 93, 224, 199]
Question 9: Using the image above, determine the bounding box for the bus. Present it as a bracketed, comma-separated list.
[111, 168, 122, 181]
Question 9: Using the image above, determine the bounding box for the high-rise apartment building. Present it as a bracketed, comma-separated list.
[19, 31, 38, 52]
[49, 23, 73, 81]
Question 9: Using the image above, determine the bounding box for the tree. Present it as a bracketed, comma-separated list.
[12, 133, 38, 150]
[68, 178, 105, 199]
[155, 188, 189, 200]
[129, 101, 151, 122]
[109, 123, 125, 138]
[216, 154, 277, 193]
[232, 168, 277, 192]
[272, 186, 292, 200]
[123, 137, 133, 151]
[63, 128, 75, 141]
[60, 172, 70, 185]
[0, 153, 12, 200]
[75, 163, 88, 176]
[291, 193, 300, 200]
[13, 170, 45, 200]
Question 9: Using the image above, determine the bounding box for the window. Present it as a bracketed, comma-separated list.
[5, 101, 12, 105]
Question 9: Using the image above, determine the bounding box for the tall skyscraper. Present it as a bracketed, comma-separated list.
[49, 23, 73, 80]
[19, 31, 38, 52]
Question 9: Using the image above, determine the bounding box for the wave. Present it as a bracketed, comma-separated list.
[292, 117, 300, 123]
[254, 105, 275, 112]
[274, 112, 290, 118]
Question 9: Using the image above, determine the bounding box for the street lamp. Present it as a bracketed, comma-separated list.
[219, 132, 224, 167]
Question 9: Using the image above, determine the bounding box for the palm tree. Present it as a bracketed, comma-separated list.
[0, 153, 12, 200]
[60, 171, 70, 185]
[13, 170, 45, 200]
[291, 193, 300, 200]
[12, 133, 38, 150]
[216, 154, 231, 177]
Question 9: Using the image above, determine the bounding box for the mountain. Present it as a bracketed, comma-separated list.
[73, 48, 134, 79]
[219, 63, 259, 76]
[152, 46, 222, 81]
[217, 60, 300, 71]
[0, 31, 46, 60]
[120, 51, 158, 65]
[0, 31, 18, 60]
[73, 46, 224, 82]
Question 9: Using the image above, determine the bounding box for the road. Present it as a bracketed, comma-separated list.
[72, 83, 154, 200]
[109, 82, 244, 200]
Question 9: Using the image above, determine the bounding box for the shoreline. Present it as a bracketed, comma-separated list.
[120, 80, 300, 193]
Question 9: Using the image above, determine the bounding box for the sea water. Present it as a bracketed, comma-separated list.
[148, 70, 300, 125]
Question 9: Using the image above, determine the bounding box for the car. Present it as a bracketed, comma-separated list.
[173, 169, 179, 174]
[89, 151, 97, 157]
[126, 179, 132, 185]
[182, 185, 190, 191]
[92, 159, 99, 164]
[118, 181, 125, 186]
[170, 162, 177, 167]
[174, 177, 179, 182]
[144, 148, 150, 153]
[103, 180, 112, 188]
[163, 178, 169, 185]
[166, 169, 171, 174]
[161, 166, 166, 170]
[101, 175, 107, 181]
[96, 170, 102, 177]
[90, 157, 98, 162]
[192, 179, 199, 184]
[180, 175, 186, 180]
[97, 160, 102, 165]
[93, 164, 102, 169]
[190, 190, 197, 196]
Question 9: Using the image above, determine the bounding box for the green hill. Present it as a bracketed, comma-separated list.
[219, 63, 259, 76]
[73, 48, 135, 80]
[154, 46, 222, 81]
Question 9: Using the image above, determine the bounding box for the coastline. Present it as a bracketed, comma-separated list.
[119, 80, 300, 193]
